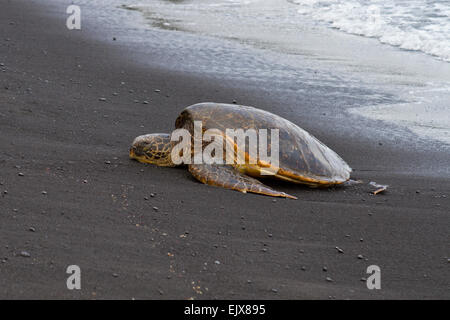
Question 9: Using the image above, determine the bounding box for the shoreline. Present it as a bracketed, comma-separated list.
[122, 0, 450, 150]
[0, 0, 449, 299]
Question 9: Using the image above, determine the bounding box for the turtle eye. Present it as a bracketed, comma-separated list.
[133, 147, 143, 157]
[132, 142, 148, 157]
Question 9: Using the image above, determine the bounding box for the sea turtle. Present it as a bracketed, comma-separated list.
[129, 102, 351, 199]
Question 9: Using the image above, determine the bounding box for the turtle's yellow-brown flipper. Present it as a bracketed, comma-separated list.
[188, 164, 297, 199]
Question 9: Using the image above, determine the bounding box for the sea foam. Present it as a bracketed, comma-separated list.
[291, 0, 450, 62]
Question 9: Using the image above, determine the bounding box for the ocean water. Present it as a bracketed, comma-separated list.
[54, 0, 450, 148]
[291, 0, 450, 63]
[116, 0, 450, 146]
[125, 0, 450, 63]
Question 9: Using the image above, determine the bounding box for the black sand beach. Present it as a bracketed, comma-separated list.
[0, 0, 449, 299]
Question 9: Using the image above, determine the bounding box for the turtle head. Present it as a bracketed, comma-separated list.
[129, 133, 176, 167]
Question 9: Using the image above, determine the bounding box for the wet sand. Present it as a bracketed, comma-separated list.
[0, 0, 449, 299]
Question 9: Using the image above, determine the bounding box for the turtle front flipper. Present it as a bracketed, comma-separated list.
[188, 164, 297, 199]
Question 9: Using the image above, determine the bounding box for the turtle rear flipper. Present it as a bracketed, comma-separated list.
[188, 164, 297, 199]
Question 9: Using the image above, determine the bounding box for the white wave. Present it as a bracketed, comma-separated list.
[291, 0, 450, 62]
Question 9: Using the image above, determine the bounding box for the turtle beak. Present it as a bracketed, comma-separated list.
[129, 147, 136, 159]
